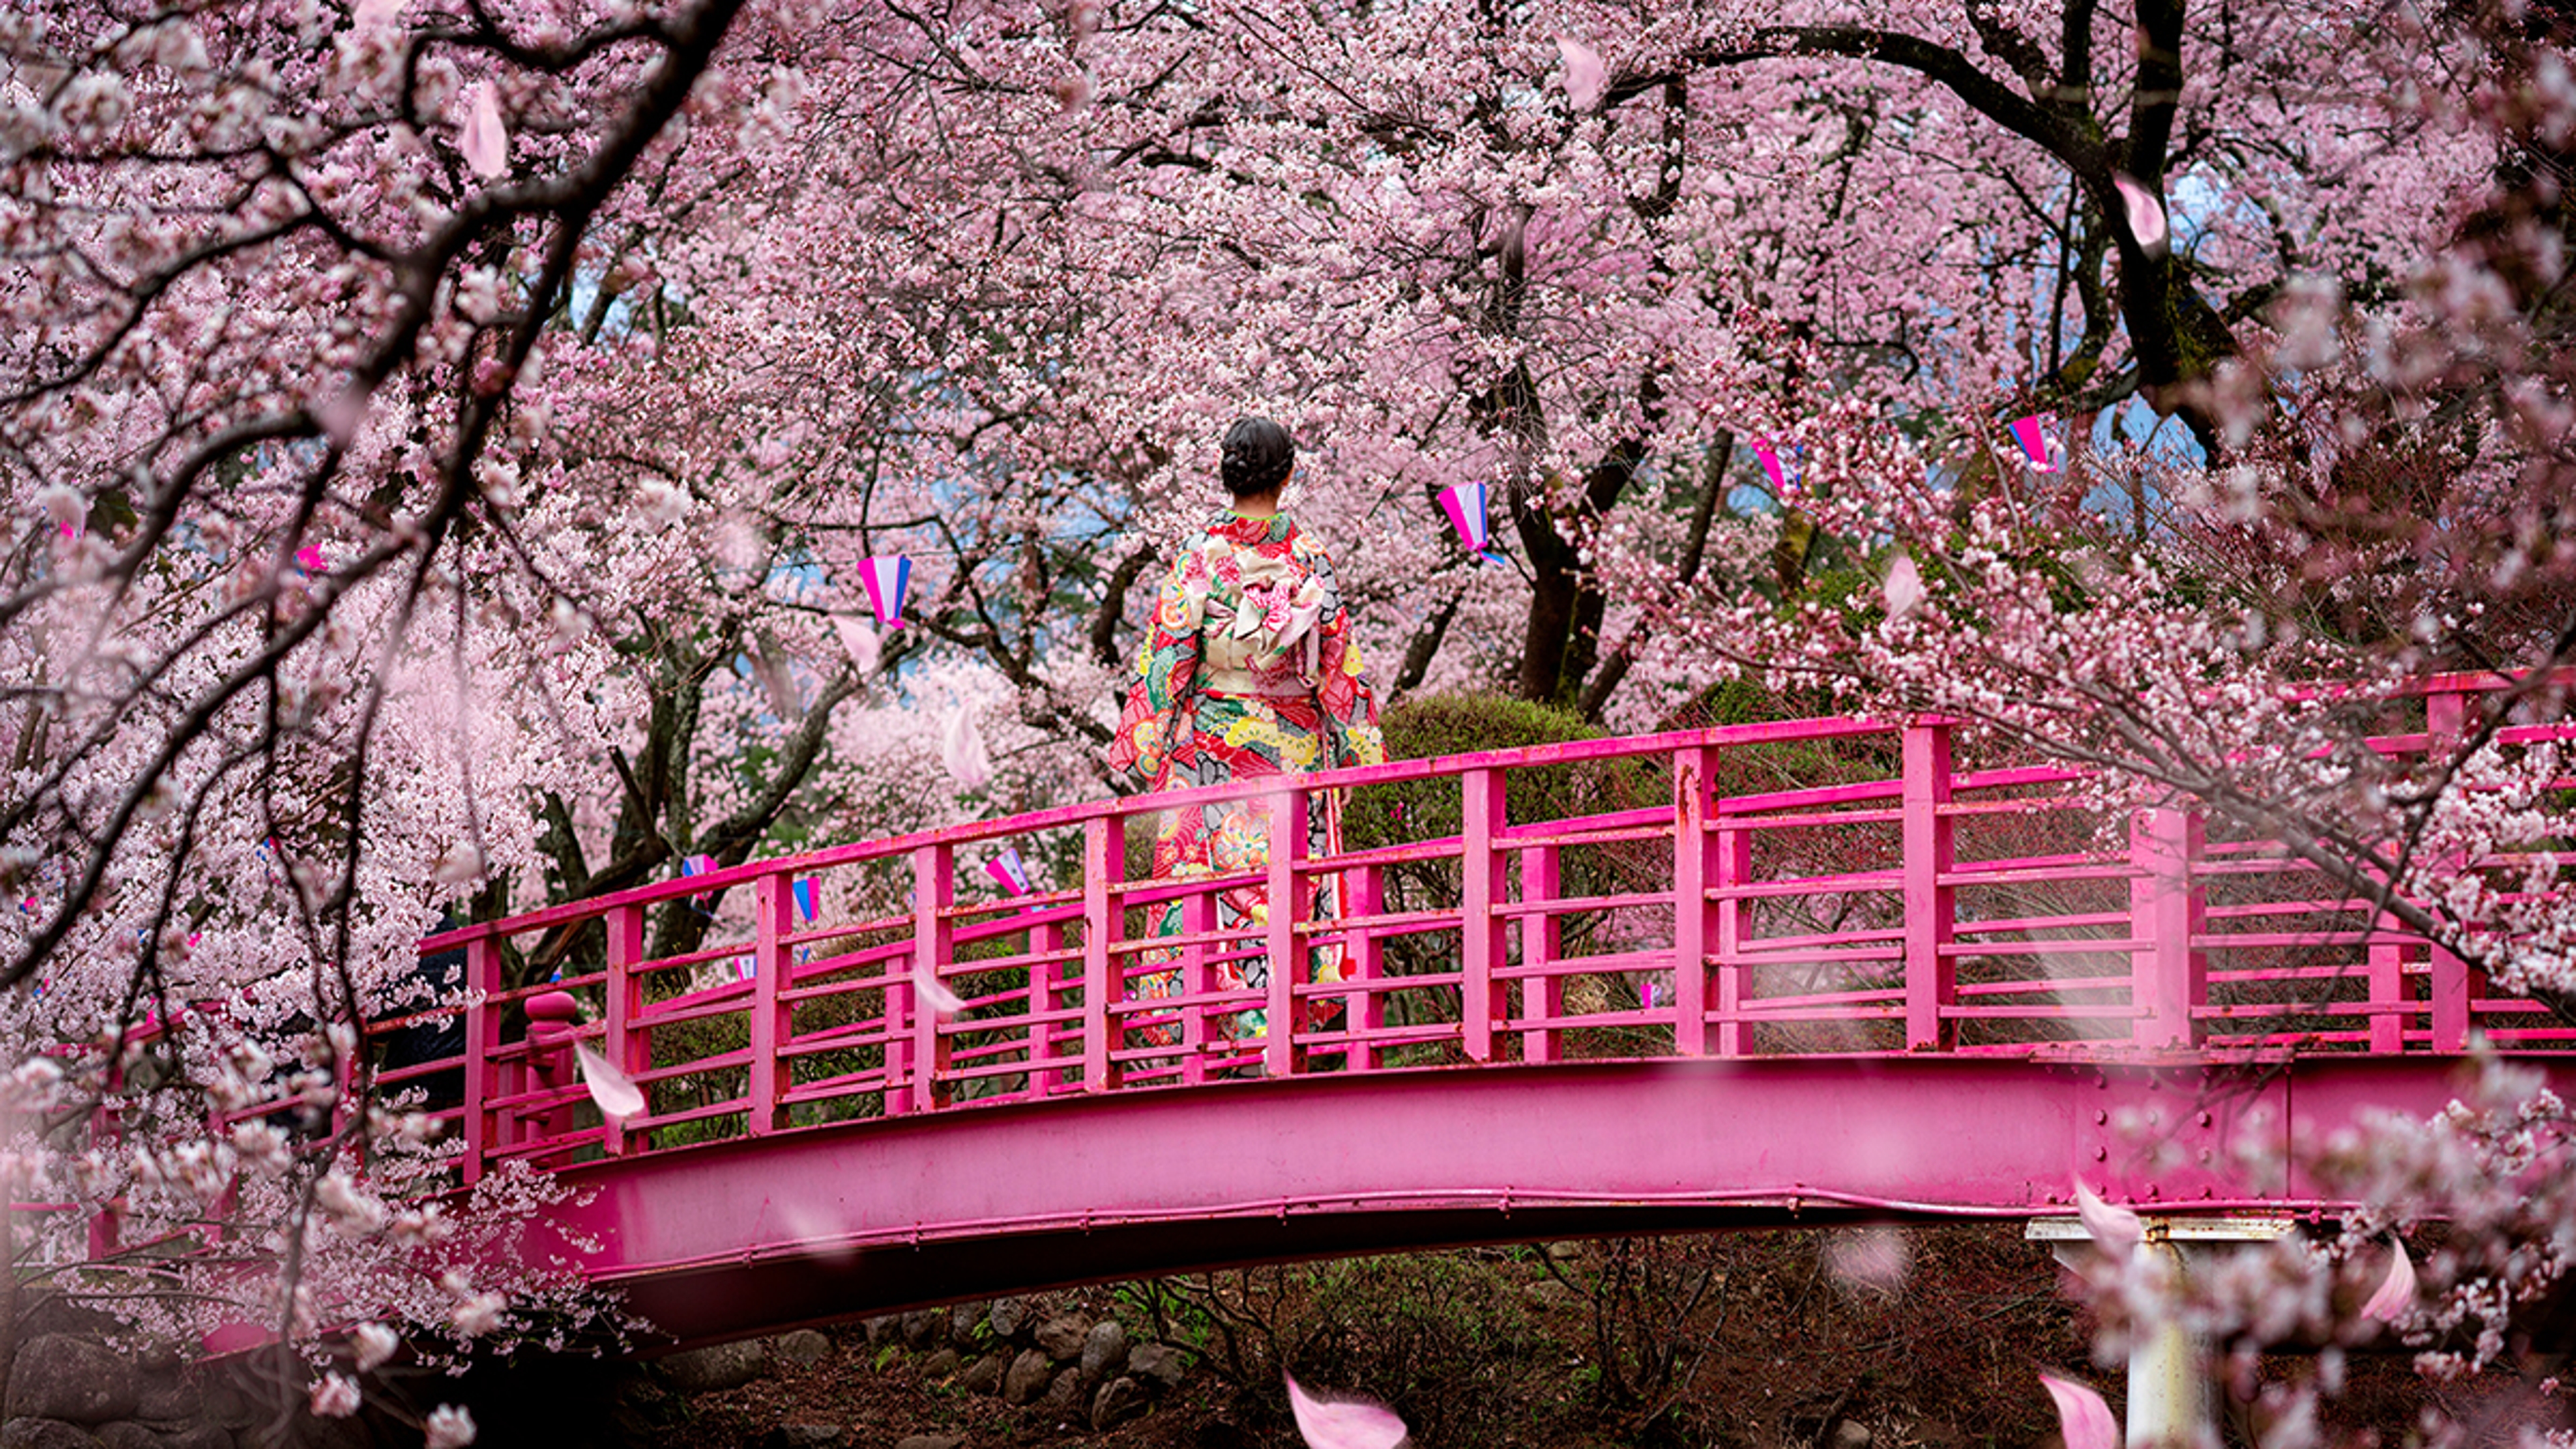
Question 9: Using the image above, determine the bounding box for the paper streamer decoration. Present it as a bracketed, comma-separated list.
[792, 877, 816, 923]
[986, 847, 1034, 897]
[1751, 437, 1798, 493]
[2009, 415, 2063, 474]
[1436, 482, 1506, 565]
[859, 555, 912, 631]
[294, 546, 323, 574]
[941, 707, 993, 793]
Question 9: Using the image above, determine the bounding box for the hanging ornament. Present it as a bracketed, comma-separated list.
[1750, 437, 1798, 493]
[986, 847, 1034, 897]
[792, 877, 817, 922]
[1436, 482, 1507, 566]
[859, 555, 913, 631]
[2008, 414, 2063, 474]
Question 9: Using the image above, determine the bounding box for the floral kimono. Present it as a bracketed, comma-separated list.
[1108, 509, 1384, 1044]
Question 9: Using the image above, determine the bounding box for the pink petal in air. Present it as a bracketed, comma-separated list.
[573, 1042, 645, 1123]
[941, 707, 994, 793]
[460, 81, 508, 180]
[1285, 1372, 1409, 1449]
[2039, 1372, 2120, 1449]
[914, 964, 965, 1017]
[2112, 173, 2168, 256]
[2361, 1237, 2416, 1324]
[1555, 37, 1606, 112]
[353, 0, 403, 34]
[2074, 1181, 2144, 1256]
[829, 616, 882, 676]
[1882, 552, 1924, 620]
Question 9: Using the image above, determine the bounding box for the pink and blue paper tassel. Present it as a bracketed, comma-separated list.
[1436, 482, 1506, 566]
[985, 847, 1034, 898]
[859, 555, 912, 630]
[2008, 415, 2061, 474]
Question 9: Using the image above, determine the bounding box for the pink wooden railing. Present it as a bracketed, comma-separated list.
[394, 675, 2576, 1184]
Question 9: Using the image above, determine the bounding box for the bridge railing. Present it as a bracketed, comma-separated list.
[405, 674, 2576, 1181]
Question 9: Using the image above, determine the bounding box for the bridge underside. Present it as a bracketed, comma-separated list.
[532, 1055, 2546, 1347]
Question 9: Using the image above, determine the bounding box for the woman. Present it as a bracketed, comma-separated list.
[1108, 417, 1383, 1049]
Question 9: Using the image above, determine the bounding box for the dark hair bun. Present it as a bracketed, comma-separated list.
[1220, 416, 1295, 498]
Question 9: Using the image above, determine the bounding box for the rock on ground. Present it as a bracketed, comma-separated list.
[1040, 1368, 1083, 1415]
[1078, 1320, 1128, 1388]
[1126, 1342, 1188, 1393]
[771, 1330, 833, 1369]
[1092, 1376, 1151, 1432]
[892, 1436, 966, 1449]
[0, 1420, 104, 1449]
[986, 1297, 1026, 1339]
[1003, 1350, 1054, 1406]
[7, 1338, 139, 1424]
[1032, 1315, 1087, 1362]
[660, 1340, 772, 1395]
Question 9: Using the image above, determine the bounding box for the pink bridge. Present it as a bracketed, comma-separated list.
[409, 677, 2576, 1345]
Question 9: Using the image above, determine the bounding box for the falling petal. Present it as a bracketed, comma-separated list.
[1285, 1372, 1408, 1449]
[2075, 1181, 2144, 1256]
[1824, 1226, 1913, 1297]
[2361, 1237, 2416, 1323]
[2112, 173, 2168, 257]
[353, 0, 403, 34]
[751, 639, 801, 720]
[941, 707, 994, 793]
[2039, 1372, 2119, 1449]
[460, 81, 508, 180]
[830, 615, 882, 676]
[1554, 36, 1607, 112]
[914, 964, 965, 1017]
[1882, 552, 1924, 620]
[1053, 71, 1092, 112]
[574, 1042, 645, 1123]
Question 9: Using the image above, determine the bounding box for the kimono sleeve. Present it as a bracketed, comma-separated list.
[1108, 549, 1206, 788]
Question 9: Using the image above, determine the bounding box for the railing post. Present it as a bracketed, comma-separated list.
[1179, 888, 1214, 1087]
[2430, 942, 2471, 1053]
[2423, 686, 2479, 1051]
[602, 904, 643, 1155]
[1033, 917, 1073, 1096]
[1082, 815, 1123, 1092]
[2365, 920, 2407, 1055]
[1460, 767, 1506, 1063]
[752, 872, 792, 1132]
[1713, 819, 1750, 1057]
[912, 845, 953, 1111]
[1265, 786, 1311, 1077]
[1518, 845, 1562, 1064]
[1672, 747, 1713, 1057]
[1900, 722, 1955, 1052]
[2129, 806, 2206, 1049]
[1347, 864, 1385, 1073]
[461, 934, 500, 1185]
